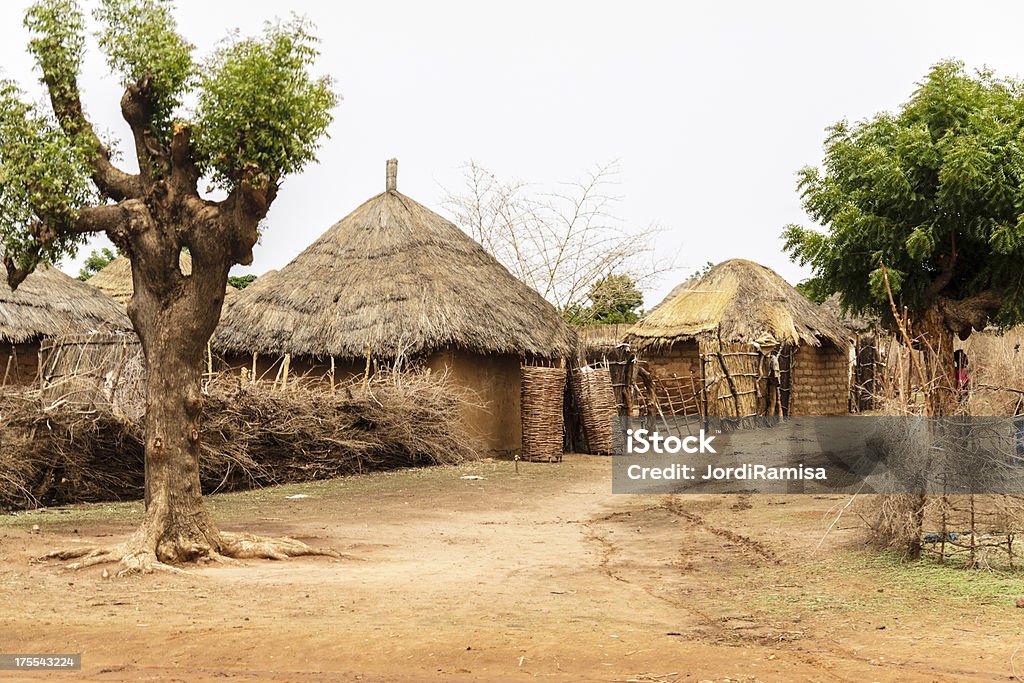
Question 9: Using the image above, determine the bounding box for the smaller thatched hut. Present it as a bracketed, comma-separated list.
[88, 252, 238, 307]
[625, 259, 851, 419]
[0, 262, 130, 384]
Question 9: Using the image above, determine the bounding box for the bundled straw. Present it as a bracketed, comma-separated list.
[0, 370, 479, 511]
[571, 365, 617, 454]
[520, 365, 566, 462]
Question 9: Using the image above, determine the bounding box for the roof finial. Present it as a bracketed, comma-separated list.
[386, 158, 398, 192]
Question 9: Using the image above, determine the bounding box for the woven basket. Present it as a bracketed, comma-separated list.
[571, 366, 617, 455]
[520, 366, 566, 462]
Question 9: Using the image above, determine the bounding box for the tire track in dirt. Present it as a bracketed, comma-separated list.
[581, 498, 863, 683]
[661, 496, 780, 565]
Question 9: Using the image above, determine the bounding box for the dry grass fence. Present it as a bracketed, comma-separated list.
[0, 340, 480, 510]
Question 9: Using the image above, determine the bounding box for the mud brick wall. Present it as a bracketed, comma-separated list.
[644, 340, 701, 381]
[0, 342, 40, 386]
[789, 343, 849, 416]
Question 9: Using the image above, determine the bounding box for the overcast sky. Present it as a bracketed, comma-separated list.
[2, 1, 1024, 308]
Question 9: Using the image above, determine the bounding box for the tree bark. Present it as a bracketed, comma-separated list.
[137, 314, 220, 562]
[918, 307, 957, 417]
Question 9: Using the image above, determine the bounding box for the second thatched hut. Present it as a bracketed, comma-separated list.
[0, 262, 130, 385]
[215, 160, 577, 455]
[625, 259, 851, 421]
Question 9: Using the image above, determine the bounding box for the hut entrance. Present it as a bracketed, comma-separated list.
[699, 338, 786, 428]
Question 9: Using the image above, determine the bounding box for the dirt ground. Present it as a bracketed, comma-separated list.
[1, 455, 1022, 682]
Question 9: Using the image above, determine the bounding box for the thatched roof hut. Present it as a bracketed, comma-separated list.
[0, 262, 129, 344]
[216, 161, 575, 360]
[626, 260, 851, 419]
[88, 253, 238, 307]
[626, 259, 848, 350]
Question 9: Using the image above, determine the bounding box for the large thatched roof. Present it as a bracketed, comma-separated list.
[0, 262, 130, 344]
[89, 253, 238, 307]
[216, 160, 576, 360]
[625, 259, 849, 351]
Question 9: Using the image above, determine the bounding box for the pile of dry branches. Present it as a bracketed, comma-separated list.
[0, 370, 479, 510]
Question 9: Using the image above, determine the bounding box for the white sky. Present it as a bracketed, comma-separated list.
[2, 1, 1024, 308]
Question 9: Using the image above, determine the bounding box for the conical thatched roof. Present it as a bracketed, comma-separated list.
[0, 262, 130, 344]
[216, 160, 576, 360]
[89, 252, 238, 307]
[625, 259, 848, 351]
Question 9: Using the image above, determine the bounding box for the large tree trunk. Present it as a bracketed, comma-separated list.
[918, 307, 958, 417]
[138, 318, 220, 562]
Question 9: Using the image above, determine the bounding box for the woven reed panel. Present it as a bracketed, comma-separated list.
[520, 366, 566, 462]
[572, 366, 617, 454]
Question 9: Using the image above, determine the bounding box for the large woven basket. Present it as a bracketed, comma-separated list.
[520, 365, 566, 462]
[571, 365, 617, 454]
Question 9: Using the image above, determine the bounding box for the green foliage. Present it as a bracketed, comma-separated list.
[783, 60, 1024, 327]
[77, 246, 116, 279]
[3, 1, 337, 285]
[93, 0, 194, 142]
[24, 0, 86, 104]
[227, 274, 256, 290]
[564, 273, 644, 325]
[0, 80, 96, 275]
[195, 17, 337, 190]
[795, 277, 830, 304]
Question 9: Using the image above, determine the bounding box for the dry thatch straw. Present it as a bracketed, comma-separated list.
[0, 261, 129, 344]
[87, 253, 238, 308]
[0, 369, 479, 510]
[215, 159, 576, 361]
[625, 259, 849, 351]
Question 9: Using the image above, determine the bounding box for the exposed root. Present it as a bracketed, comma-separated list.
[43, 531, 340, 574]
[45, 544, 190, 576]
[218, 532, 341, 561]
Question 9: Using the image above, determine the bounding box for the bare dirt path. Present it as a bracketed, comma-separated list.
[1, 455, 1022, 681]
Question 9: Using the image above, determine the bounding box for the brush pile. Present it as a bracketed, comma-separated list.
[0, 371, 478, 510]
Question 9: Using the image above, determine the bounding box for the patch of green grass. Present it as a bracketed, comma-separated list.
[848, 550, 1024, 605]
[0, 499, 144, 530]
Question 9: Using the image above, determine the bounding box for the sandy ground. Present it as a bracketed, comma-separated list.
[1, 455, 1022, 682]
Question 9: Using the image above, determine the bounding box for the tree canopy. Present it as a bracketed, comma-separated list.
[783, 60, 1024, 337]
[564, 273, 644, 325]
[1, 0, 336, 285]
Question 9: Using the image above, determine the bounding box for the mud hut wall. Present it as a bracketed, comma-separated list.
[425, 349, 522, 456]
[788, 343, 849, 416]
[642, 340, 703, 416]
[0, 342, 40, 386]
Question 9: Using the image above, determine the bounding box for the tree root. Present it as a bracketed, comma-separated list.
[43, 532, 340, 575]
[44, 545, 191, 576]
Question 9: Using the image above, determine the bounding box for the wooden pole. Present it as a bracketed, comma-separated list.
[252, 352, 258, 385]
[281, 353, 291, 389]
[330, 356, 336, 396]
[362, 345, 372, 393]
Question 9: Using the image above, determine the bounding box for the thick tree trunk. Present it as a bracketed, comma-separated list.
[138, 325, 220, 563]
[918, 307, 957, 417]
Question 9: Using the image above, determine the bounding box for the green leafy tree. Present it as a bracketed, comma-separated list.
[584, 273, 644, 324]
[77, 246, 117, 280]
[795, 277, 829, 304]
[1, 0, 337, 572]
[783, 60, 1024, 413]
[227, 274, 257, 290]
